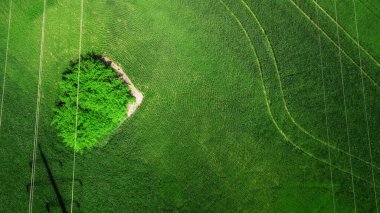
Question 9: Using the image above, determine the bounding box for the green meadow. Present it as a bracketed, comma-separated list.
[0, 0, 379, 212]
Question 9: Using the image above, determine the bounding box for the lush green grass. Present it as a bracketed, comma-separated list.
[52, 54, 134, 153]
[0, 0, 379, 212]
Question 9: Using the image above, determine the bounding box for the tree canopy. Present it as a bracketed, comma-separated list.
[52, 54, 134, 153]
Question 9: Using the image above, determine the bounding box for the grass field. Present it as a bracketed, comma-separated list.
[0, 0, 379, 212]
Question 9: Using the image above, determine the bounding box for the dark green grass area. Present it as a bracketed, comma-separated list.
[0, 0, 379, 212]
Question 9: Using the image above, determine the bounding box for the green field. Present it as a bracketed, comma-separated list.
[0, 0, 379, 212]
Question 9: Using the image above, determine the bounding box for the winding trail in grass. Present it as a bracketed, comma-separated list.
[289, 0, 380, 90]
[218, 0, 379, 189]
[241, 0, 380, 171]
[102, 57, 144, 118]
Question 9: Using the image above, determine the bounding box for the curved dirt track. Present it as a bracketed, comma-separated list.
[102, 57, 144, 118]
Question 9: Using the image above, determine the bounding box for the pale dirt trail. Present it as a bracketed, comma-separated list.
[102, 57, 144, 118]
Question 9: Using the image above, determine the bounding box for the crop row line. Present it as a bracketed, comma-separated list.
[289, 0, 380, 91]
[311, 0, 380, 68]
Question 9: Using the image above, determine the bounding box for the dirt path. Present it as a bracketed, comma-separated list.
[102, 57, 144, 118]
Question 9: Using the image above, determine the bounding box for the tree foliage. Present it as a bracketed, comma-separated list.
[52, 53, 134, 153]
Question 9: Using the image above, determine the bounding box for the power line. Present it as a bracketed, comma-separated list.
[352, 0, 378, 212]
[0, 0, 13, 130]
[315, 0, 336, 211]
[70, 0, 84, 212]
[333, 0, 357, 211]
[28, 0, 47, 212]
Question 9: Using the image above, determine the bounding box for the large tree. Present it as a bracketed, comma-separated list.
[52, 54, 134, 153]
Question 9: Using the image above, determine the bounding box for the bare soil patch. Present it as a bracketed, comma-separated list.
[102, 57, 144, 118]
